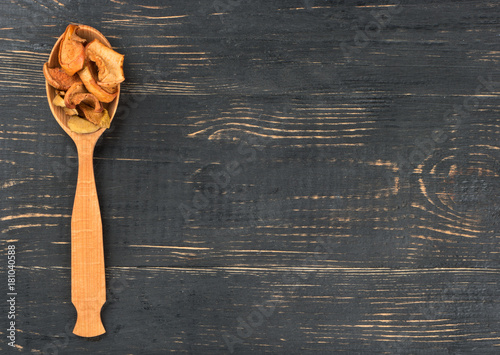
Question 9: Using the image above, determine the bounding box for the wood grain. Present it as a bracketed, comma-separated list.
[0, 0, 499, 353]
[70, 137, 106, 338]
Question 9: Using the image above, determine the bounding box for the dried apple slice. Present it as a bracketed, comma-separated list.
[69, 93, 103, 113]
[53, 94, 81, 116]
[78, 103, 111, 128]
[71, 28, 86, 43]
[64, 82, 88, 109]
[85, 39, 125, 88]
[53, 94, 79, 115]
[101, 84, 119, 94]
[65, 80, 103, 112]
[77, 60, 117, 103]
[43, 63, 81, 90]
[59, 24, 86, 76]
[52, 94, 66, 107]
[67, 115, 101, 134]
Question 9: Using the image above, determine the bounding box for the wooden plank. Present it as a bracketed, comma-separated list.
[0, 0, 499, 353]
[8, 266, 500, 353]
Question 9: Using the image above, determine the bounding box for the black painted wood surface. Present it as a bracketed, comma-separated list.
[1, 0, 500, 354]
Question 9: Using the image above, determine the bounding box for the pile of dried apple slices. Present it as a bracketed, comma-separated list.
[43, 24, 125, 133]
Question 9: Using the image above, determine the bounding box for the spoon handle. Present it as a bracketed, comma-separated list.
[71, 140, 106, 337]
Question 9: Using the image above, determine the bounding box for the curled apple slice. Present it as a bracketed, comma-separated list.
[43, 63, 81, 90]
[59, 24, 86, 76]
[69, 93, 103, 113]
[64, 82, 87, 109]
[85, 39, 125, 89]
[77, 60, 117, 103]
[65, 81, 103, 112]
[53, 94, 79, 115]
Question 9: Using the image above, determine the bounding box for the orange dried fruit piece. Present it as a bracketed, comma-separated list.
[59, 24, 86, 76]
[64, 82, 87, 109]
[78, 60, 117, 103]
[85, 39, 125, 89]
[69, 92, 104, 113]
[43, 63, 81, 91]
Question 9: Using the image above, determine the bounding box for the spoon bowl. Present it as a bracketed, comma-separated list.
[46, 24, 120, 141]
[45, 24, 121, 338]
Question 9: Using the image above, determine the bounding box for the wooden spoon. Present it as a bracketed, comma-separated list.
[45, 25, 120, 337]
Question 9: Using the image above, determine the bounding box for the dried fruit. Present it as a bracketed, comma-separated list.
[78, 60, 117, 103]
[78, 104, 111, 128]
[44, 24, 124, 134]
[64, 82, 88, 109]
[59, 24, 86, 76]
[67, 116, 100, 134]
[52, 94, 66, 107]
[85, 39, 125, 89]
[67, 92, 103, 113]
[43, 63, 81, 90]
[54, 94, 81, 116]
[64, 107, 79, 116]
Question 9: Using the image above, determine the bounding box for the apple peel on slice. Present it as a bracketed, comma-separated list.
[43, 63, 81, 91]
[59, 24, 86, 76]
[64, 82, 87, 109]
[69, 93, 104, 113]
[77, 60, 117, 103]
[85, 39, 125, 90]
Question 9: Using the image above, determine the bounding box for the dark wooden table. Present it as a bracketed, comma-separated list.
[1, 0, 499, 354]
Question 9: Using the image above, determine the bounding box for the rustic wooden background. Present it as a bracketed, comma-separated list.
[1, 0, 499, 353]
